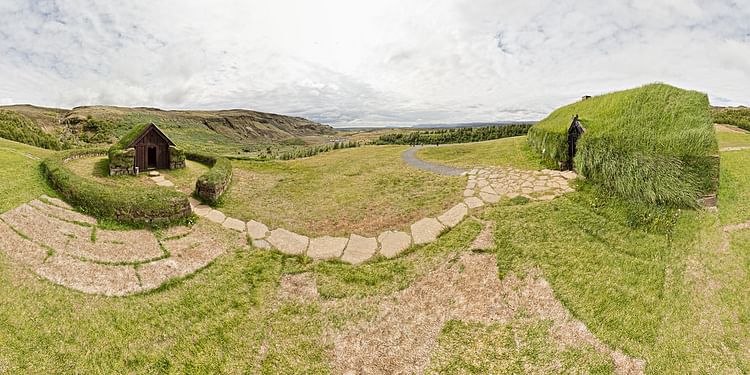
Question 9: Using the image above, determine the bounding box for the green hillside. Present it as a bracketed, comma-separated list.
[528, 83, 718, 207]
[0, 110, 62, 150]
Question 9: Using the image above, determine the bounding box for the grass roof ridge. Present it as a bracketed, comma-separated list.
[110, 122, 151, 151]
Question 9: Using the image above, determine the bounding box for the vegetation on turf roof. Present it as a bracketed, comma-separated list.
[527, 83, 718, 207]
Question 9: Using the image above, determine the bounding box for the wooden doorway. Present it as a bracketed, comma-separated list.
[147, 146, 157, 169]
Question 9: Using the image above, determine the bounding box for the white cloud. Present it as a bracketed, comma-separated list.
[0, 0, 748, 127]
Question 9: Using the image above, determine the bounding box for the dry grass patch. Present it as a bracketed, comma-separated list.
[321, 253, 641, 374]
[415, 136, 542, 169]
[716, 124, 750, 149]
[222, 145, 464, 237]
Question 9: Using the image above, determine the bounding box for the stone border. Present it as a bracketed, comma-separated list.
[190, 166, 578, 264]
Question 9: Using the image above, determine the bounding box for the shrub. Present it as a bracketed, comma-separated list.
[186, 151, 232, 204]
[528, 83, 718, 207]
[0, 110, 62, 150]
[712, 106, 750, 131]
[41, 149, 192, 225]
[277, 141, 361, 160]
[374, 124, 532, 146]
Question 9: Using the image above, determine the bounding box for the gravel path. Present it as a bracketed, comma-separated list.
[401, 146, 467, 176]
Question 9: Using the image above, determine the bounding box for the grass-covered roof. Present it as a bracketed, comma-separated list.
[532, 83, 716, 156]
[528, 83, 718, 207]
[110, 123, 150, 151]
[110, 123, 176, 152]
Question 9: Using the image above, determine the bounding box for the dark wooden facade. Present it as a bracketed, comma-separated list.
[128, 124, 174, 170]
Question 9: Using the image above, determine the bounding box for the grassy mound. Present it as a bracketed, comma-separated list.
[0, 110, 61, 150]
[41, 149, 192, 226]
[528, 83, 718, 207]
[713, 106, 750, 131]
[185, 151, 233, 204]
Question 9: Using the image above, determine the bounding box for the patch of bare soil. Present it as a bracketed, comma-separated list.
[278, 273, 319, 304]
[322, 253, 645, 374]
[715, 124, 748, 134]
[469, 220, 494, 250]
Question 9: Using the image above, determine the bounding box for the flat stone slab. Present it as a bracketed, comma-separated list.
[37, 255, 141, 297]
[156, 180, 175, 187]
[69, 229, 163, 263]
[188, 197, 201, 208]
[40, 194, 73, 210]
[411, 218, 445, 245]
[148, 171, 160, 177]
[0, 219, 47, 267]
[246, 220, 269, 239]
[463, 189, 475, 197]
[464, 197, 485, 209]
[308, 236, 348, 260]
[29, 199, 97, 225]
[0, 200, 238, 296]
[479, 192, 501, 203]
[378, 231, 412, 258]
[267, 228, 309, 255]
[437, 203, 468, 228]
[253, 239, 272, 250]
[161, 225, 193, 239]
[222, 217, 246, 232]
[1, 204, 92, 251]
[205, 209, 226, 224]
[141, 226, 229, 290]
[193, 205, 212, 216]
[341, 234, 378, 265]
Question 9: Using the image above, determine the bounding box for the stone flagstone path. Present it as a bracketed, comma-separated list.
[0, 195, 244, 296]
[0, 161, 578, 296]
[191, 166, 578, 265]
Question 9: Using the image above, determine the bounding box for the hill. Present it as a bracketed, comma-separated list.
[0, 104, 335, 153]
[528, 83, 718, 207]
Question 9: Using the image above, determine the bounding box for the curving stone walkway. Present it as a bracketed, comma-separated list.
[0, 161, 577, 296]
[192, 166, 577, 265]
[0, 196, 245, 296]
[401, 147, 468, 176]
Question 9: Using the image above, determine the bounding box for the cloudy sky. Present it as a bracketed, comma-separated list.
[0, 0, 748, 127]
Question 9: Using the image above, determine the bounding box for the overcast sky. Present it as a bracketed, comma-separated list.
[0, 0, 748, 127]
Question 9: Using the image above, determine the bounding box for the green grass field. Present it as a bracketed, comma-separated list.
[1, 113, 750, 373]
[65, 156, 208, 194]
[414, 136, 542, 169]
[0, 138, 56, 212]
[716, 124, 750, 149]
[221, 145, 465, 237]
[718, 150, 750, 225]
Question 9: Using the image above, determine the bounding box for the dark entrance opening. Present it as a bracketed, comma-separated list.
[147, 146, 157, 169]
[566, 114, 585, 171]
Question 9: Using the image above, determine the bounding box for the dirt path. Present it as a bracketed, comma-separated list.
[401, 146, 468, 176]
[715, 124, 749, 134]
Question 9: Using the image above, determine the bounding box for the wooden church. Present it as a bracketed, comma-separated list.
[109, 123, 186, 176]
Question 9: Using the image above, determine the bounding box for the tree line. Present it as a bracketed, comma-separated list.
[373, 124, 533, 146]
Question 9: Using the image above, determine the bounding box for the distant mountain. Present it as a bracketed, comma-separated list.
[0, 104, 335, 149]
